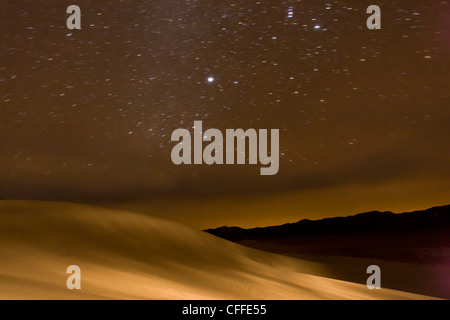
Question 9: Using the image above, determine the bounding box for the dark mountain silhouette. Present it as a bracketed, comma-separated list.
[205, 205, 450, 241]
[205, 205, 450, 267]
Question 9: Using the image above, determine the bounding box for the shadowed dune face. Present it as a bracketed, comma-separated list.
[0, 201, 437, 299]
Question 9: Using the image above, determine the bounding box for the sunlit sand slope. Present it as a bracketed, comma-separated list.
[0, 201, 436, 299]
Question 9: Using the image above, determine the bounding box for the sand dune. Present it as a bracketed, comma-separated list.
[0, 201, 437, 299]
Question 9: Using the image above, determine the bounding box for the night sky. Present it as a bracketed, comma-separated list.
[1, 1, 449, 227]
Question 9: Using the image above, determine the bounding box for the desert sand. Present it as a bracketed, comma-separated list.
[0, 201, 437, 299]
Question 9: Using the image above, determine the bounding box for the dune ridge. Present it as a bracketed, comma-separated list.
[0, 201, 437, 299]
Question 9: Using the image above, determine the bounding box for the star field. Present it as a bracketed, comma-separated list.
[1, 0, 449, 202]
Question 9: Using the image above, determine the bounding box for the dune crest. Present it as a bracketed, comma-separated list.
[0, 201, 436, 299]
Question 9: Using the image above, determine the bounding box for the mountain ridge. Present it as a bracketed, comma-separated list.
[205, 205, 450, 241]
